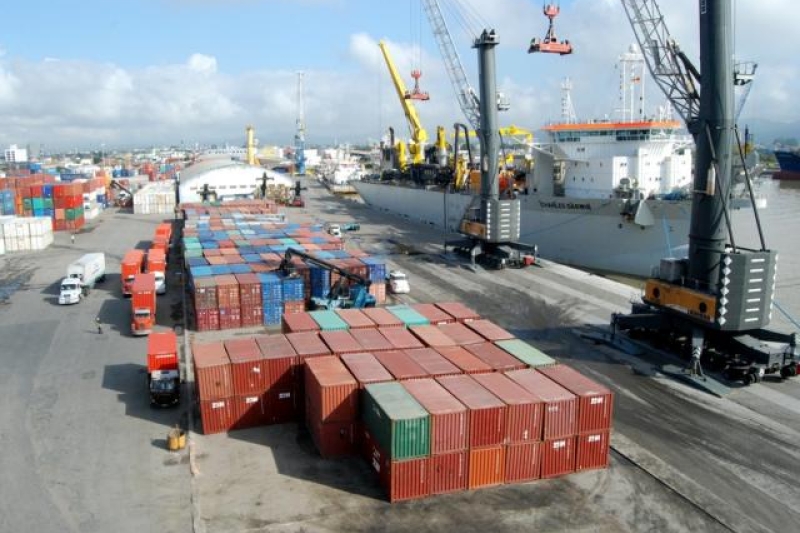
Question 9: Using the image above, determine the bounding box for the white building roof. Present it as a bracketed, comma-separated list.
[178, 161, 294, 204]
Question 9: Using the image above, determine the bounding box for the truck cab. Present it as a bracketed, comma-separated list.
[147, 331, 180, 407]
[58, 277, 83, 305]
[328, 224, 342, 238]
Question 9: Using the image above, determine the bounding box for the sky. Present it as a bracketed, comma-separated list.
[0, 0, 797, 151]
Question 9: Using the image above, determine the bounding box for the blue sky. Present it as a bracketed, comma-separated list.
[1, 0, 797, 150]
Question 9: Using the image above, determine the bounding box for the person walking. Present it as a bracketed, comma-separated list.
[95, 316, 102, 334]
[71, 233, 75, 245]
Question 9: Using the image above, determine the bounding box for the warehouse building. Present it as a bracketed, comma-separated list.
[177, 158, 294, 204]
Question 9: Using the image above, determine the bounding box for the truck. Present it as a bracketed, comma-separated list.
[147, 248, 167, 295]
[147, 330, 180, 406]
[58, 252, 106, 305]
[131, 272, 156, 336]
[121, 249, 146, 296]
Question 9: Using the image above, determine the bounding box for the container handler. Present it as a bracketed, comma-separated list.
[131, 272, 156, 336]
[147, 330, 180, 407]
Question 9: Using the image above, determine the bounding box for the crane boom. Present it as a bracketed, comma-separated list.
[620, 0, 700, 127]
[378, 40, 429, 165]
[422, 0, 481, 131]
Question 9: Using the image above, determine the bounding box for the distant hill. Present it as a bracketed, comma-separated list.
[739, 118, 800, 147]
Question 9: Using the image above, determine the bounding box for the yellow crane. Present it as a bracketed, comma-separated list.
[378, 40, 429, 168]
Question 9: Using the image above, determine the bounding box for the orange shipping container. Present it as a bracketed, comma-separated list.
[468, 445, 505, 489]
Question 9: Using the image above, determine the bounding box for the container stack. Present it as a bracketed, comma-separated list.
[52, 182, 86, 231]
[237, 273, 263, 327]
[216, 275, 241, 330]
[260, 273, 284, 326]
[133, 181, 176, 214]
[0, 189, 16, 216]
[304, 356, 358, 457]
[0, 216, 54, 253]
[193, 342, 235, 434]
[282, 276, 305, 315]
[224, 338, 268, 430]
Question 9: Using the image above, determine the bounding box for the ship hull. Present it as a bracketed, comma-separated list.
[354, 181, 693, 277]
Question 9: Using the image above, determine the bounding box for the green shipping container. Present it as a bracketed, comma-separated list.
[23, 198, 32, 209]
[65, 208, 77, 220]
[43, 197, 53, 208]
[280, 238, 298, 245]
[363, 382, 430, 460]
[32, 198, 45, 209]
[309, 310, 349, 331]
[495, 339, 557, 368]
[184, 249, 204, 258]
[386, 305, 430, 327]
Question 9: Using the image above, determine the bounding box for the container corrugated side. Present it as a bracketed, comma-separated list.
[199, 398, 234, 434]
[431, 451, 467, 495]
[495, 339, 557, 368]
[505, 369, 577, 440]
[193, 341, 233, 401]
[472, 372, 544, 444]
[368, 441, 431, 503]
[504, 441, 542, 483]
[363, 382, 430, 460]
[436, 375, 506, 448]
[255, 334, 298, 390]
[468, 445, 505, 489]
[575, 430, 610, 472]
[309, 419, 355, 458]
[231, 394, 268, 430]
[304, 356, 358, 423]
[538, 365, 614, 434]
[224, 338, 266, 395]
[403, 379, 468, 455]
[541, 436, 576, 479]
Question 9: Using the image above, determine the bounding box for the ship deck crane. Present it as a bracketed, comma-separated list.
[609, 0, 796, 386]
[378, 40, 429, 168]
[294, 72, 306, 176]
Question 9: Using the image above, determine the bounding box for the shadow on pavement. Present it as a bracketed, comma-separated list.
[102, 362, 187, 428]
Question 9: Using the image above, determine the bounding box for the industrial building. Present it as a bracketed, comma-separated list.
[177, 157, 294, 204]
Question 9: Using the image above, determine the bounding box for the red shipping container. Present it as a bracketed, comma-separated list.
[309, 419, 355, 458]
[464, 319, 515, 342]
[430, 450, 468, 495]
[320, 330, 363, 355]
[472, 372, 544, 443]
[409, 325, 457, 348]
[505, 441, 542, 483]
[335, 308, 375, 329]
[215, 275, 240, 308]
[437, 322, 485, 346]
[240, 305, 263, 327]
[373, 350, 429, 381]
[255, 334, 299, 389]
[304, 356, 358, 423]
[195, 308, 219, 331]
[575, 430, 610, 472]
[538, 365, 614, 434]
[404, 348, 461, 378]
[434, 302, 480, 323]
[265, 387, 298, 424]
[146, 331, 178, 372]
[505, 369, 577, 440]
[434, 346, 493, 375]
[468, 445, 505, 489]
[464, 342, 527, 372]
[235, 273, 262, 308]
[232, 394, 269, 430]
[224, 337, 266, 395]
[340, 352, 394, 389]
[193, 341, 233, 401]
[378, 327, 424, 350]
[193, 278, 218, 310]
[367, 441, 431, 503]
[218, 306, 241, 330]
[437, 375, 506, 448]
[349, 328, 394, 353]
[282, 312, 320, 334]
[409, 303, 455, 325]
[283, 301, 306, 315]
[286, 332, 331, 361]
[368, 283, 387, 305]
[403, 379, 468, 454]
[541, 436, 576, 479]
[362, 308, 403, 328]
[199, 398, 234, 435]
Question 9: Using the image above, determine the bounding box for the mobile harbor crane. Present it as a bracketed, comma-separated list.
[605, 0, 797, 386]
[279, 248, 376, 310]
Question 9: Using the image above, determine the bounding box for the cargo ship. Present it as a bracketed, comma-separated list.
[355, 51, 762, 277]
[774, 149, 800, 180]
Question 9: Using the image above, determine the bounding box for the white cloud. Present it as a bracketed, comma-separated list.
[187, 54, 217, 75]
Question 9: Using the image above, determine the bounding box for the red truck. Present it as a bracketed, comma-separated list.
[121, 249, 146, 296]
[131, 272, 156, 336]
[147, 330, 180, 406]
[147, 248, 167, 295]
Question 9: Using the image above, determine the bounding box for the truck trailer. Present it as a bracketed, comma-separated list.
[58, 253, 106, 305]
[121, 249, 146, 296]
[131, 272, 156, 336]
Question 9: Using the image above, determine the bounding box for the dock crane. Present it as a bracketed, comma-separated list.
[609, 0, 796, 385]
[294, 72, 306, 176]
[378, 40, 429, 168]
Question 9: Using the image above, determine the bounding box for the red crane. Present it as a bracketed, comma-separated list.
[405, 69, 430, 101]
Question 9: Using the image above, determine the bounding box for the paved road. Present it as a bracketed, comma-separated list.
[0, 210, 191, 533]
